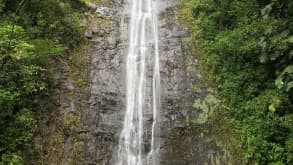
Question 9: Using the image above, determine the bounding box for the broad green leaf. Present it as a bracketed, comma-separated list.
[260, 52, 268, 63]
[288, 36, 293, 43]
[275, 76, 284, 89]
[261, 3, 273, 18]
[284, 65, 293, 74]
[269, 104, 276, 112]
[286, 81, 293, 92]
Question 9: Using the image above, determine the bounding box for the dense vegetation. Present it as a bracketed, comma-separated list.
[0, 0, 85, 163]
[1, 0, 292, 164]
[184, 0, 293, 164]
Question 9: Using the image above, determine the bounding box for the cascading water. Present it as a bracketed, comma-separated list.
[116, 0, 160, 164]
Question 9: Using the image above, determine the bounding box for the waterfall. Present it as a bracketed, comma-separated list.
[116, 0, 160, 164]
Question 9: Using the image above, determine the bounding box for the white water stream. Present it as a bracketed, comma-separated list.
[116, 0, 160, 164]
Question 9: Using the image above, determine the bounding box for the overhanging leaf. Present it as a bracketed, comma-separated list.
[284, 65, 293, 74]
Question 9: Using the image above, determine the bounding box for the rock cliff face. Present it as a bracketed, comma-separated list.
[82, 0, 126, 164]
[41, 0, 232, 164]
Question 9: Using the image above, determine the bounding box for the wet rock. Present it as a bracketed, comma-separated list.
[72, 0, 230, 164]
[95, 7, 117, 20]
[85, 30, 93, 39]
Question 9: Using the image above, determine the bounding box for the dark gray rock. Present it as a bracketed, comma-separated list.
[72, 0, 230, 165]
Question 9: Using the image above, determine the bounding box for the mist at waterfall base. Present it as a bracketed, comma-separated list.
[116, 0, 161, 165]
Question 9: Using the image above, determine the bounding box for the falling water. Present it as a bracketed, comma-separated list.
[116, 0, 160, 164]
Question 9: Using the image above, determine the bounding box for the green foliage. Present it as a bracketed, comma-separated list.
[193, 94, 220, 124]
[276, 65, 293, 92]
[185, 0, 293, 164]
[0, 0, 4, 13]
[0, 25, 63, 164]
[0, 0, 85, 163]
[1, 0, 84, 48]
[0, 153, 23, 165]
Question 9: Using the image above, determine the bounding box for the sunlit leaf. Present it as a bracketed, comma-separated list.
[286, 81, 293, 92]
